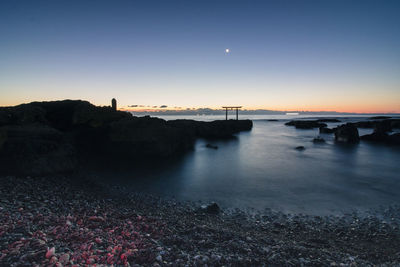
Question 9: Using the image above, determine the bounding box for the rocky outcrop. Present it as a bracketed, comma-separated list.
[319, 127, 336, 134]
[355, 118, 400, 146]
[107, 117, 195, 158]
[285, 120, 327, 129]
[0, 125, 77, 175]
[360, 131, 389, 143]
[388, 133, 400, 145]
[361, 131, 400, 146]
[0, 100, 253, 174]
[353, 119, 400, 131]
[391, 120, 400, 129]
[334, 123, 360, 143]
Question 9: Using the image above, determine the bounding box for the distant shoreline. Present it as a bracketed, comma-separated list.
[127, 110, 400, 117]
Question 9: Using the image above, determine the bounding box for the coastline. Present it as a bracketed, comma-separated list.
[1, 175, 400, 266]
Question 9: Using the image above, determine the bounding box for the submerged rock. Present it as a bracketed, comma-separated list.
[334, 123, 360, 143]
[206, 144, 218, 149]
[295, 146, 305, 151]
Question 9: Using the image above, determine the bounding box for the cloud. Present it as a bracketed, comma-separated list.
[128, 105, 138, 107]
[159, 105, 168, 108]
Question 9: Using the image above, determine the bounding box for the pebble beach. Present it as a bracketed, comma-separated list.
[1, 175, 400, 266]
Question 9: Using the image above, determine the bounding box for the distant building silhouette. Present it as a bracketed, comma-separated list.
[111, 98, 117, 111]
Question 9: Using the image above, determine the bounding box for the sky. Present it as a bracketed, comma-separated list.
[0, 0, 399, 113]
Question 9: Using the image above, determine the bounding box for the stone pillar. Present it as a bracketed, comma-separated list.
[111, 98, 117, 111]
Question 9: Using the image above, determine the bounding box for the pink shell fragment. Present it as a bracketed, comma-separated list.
[46, 247, 55, 259]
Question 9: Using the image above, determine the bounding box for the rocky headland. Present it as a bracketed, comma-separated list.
[0, 100, 252, 175]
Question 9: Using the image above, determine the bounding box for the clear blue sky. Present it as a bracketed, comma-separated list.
[1, 0, 399, 112]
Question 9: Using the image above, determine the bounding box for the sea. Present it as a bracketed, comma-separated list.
[95, 114, 400, 215]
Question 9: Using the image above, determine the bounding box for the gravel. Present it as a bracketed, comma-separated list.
[1, 175, 400, 266]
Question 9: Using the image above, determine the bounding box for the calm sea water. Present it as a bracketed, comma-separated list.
[96, 115, 400, 215]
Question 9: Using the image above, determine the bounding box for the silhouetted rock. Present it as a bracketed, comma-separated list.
[295, 146, 305, 151]
[0, 104, 47, 126]
[361, 129, 400, 146]
[107, 117, 195, 158]
[353, 119, 400, 132]
[0, 100, 253, 174]
[0, 125, 77, 175]
[392, 120, 400, 129]
[388, 133, 400, 145]
[267, 119, 278, 121]
[285, 120, 327, 129]
[353, 121, 375, 128]
[319, 127, 335, 134]
[206, 144, 218, 149]
[374, 120, 393, 133]
[360, 131, 389, 143]
[167, 119, 253, 139]
[334, 123, 359, 143]
[313, 137, 325, 143]
[316, 119, 341, 123]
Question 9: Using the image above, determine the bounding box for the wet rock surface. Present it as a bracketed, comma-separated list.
[361, 131, 400, 145]
[334, 123, 360, 143]
[1, 175, 400, 266]
[319, 126, 336, 134]
[353, 119, 400, 131]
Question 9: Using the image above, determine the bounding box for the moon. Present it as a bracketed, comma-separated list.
[225, 48, 230, 53]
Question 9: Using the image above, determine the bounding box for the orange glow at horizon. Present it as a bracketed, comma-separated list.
[120, 104, 400, 114]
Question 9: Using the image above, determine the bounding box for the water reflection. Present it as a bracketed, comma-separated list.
[92, 117, 400, 215]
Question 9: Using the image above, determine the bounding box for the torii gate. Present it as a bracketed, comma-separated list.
[222, 106, 242, 120]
